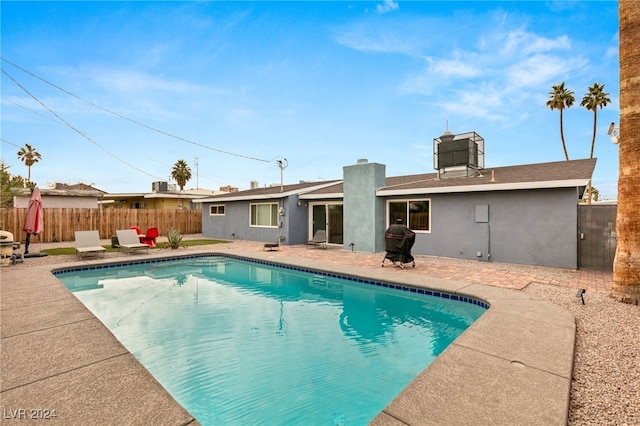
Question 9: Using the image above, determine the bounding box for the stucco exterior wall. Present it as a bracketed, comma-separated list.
[285, 195, 310, 245]
[343, 160, 386, 253]
[406, 188, 579, 269]
[202, 197, 309, 244]
[14, 195, 99, 209]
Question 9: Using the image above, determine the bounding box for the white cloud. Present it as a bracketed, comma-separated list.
[394, 17, 592, 126]
[505, 54, 576, 88]
[500, 30, 571, 55]
[430, 59, 483, 79]
[437, 87, 504, 122]
[399, 58, 483, 96]
[89, 68, 199, 94]
[376, 0, 399, 15]
[331, 23, 416, 55]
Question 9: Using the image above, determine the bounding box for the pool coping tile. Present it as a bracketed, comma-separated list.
[371, 344, 571, 426]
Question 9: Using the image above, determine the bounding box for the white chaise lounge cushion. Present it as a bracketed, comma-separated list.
[115, 229, 150, 254]
[74, 230, 107, 258]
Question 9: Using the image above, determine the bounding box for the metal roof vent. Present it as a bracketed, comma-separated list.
[439, 129, 455, 143]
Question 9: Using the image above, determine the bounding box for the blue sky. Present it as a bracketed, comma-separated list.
[1, 1, 620, 198]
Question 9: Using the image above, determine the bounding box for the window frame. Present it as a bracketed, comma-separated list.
[386, 198, 431, 233]
[249, 202, 279, 228]
[209, 204, 225, 216]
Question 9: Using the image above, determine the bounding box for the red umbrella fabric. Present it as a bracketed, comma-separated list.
[24, 188, 44, 235]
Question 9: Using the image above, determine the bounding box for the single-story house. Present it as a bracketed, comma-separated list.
[14, 183, 106, 208]
[100, 182, 224, 210]
[200, 133, 595, 269]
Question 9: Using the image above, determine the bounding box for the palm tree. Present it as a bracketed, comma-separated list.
[546, 82, 575, 161]
[581, 82, 611, 158]
[612, 0, 640, 304]
[581, 82, 611, 204]
[171, 159, 192, 191]
[16, 143, 42, 182]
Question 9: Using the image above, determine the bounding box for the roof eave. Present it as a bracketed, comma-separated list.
[200, 193, 289, 203]
[199, 181, 341, 203]
[299, 192, 344, 200]
[376, 179, 591, 196]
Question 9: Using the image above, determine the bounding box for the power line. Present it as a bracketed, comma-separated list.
[1, 57, 272, 163]
[1, 138, 22, 148]
[2, 68, 165, 181]
[1, 96, 59, 123]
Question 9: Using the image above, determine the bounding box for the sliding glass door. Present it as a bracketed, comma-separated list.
[310, 203, 343, 245]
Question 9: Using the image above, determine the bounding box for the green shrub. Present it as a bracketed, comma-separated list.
[166, 229, 184, 249]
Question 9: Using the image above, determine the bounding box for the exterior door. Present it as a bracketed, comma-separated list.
[311, 203, 343, 245]
[312, 205, 326, 239]
[578, 205, 617, 270]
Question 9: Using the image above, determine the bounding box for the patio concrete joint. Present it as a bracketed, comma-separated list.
[1, 352, 130, 393]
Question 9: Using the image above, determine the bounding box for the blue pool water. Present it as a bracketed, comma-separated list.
[56, 256, 486, 425]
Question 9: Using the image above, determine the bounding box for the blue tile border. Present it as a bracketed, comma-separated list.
[52, 253, 490, 310]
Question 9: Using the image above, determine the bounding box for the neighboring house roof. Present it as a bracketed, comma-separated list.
[199, 180, 342, 203]
[103, 192, 212, 201]
[16, 187, 105, 198]
[52, 182, 107, 193]
[14, 187, 104, 208]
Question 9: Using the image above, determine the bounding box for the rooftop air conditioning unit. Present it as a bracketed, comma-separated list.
[152, 181, 168, 192]
[433, 131, 485, 178]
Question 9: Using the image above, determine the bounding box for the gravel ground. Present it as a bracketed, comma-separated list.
[523, 283, 639, 425]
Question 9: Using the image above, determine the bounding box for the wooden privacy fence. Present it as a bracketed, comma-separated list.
[0, 208, 202, 244]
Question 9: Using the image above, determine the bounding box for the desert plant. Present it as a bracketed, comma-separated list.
[166, 229, 184, 249]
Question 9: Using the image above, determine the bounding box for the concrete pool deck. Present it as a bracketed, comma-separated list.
[1, 238, 612, 425]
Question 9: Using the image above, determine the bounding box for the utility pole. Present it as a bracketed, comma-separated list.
[276, 158, 288, 192]
[194, 156, 199, 189]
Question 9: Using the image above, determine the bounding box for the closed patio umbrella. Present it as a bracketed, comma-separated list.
[23, 187, 44, 255]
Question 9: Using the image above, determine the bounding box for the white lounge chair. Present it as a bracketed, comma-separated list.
[74, 230, 107, 258]
[116, 229, 150, 254]
[306, 230, 328, 249]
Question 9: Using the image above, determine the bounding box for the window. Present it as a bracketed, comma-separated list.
[209, 204, 225, 216]
[250, 203, 279, 227]
[388, 199, 431, 231]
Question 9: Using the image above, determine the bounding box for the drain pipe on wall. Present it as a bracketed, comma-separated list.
[486, 222, 491, 262]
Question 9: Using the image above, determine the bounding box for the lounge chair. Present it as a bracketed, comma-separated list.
[264, 235, 284, 251]
[140, 227, 159, 248]
[74, 230, 107, 259]
[116, 229, 150, 254]
[306, 230, 328, 249]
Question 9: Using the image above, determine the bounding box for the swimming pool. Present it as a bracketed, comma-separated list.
[55, 255, 486, 425]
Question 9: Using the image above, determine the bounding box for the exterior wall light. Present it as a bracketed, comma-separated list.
[607, 122, 620, 144]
